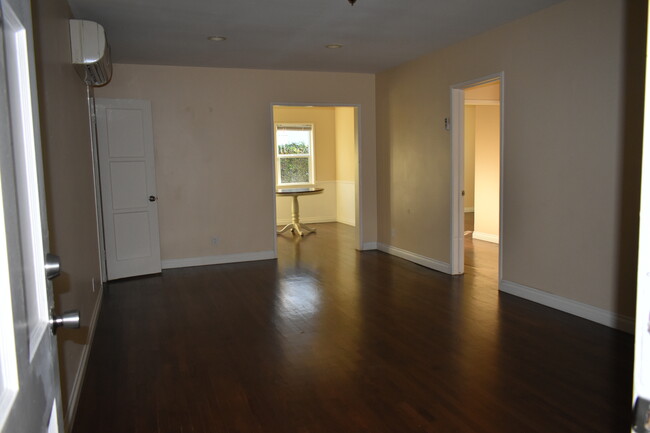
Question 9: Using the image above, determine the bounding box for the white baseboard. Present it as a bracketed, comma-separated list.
[276, 216, 337, 225]
[362, 242, 378, 250]
[500, 280, 634, 334]
[65, 284, 104, 429]
[377, 243, 451, 274]
[337, 218, 356, 227]
[162, 250, 276, 269]
[472, 231, 499, 244]
[464, 207, 475, 213]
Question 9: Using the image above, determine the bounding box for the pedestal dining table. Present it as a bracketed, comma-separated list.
[276, 187, 324, 236]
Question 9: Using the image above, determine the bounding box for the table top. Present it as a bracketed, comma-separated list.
[276, 187, 324, 196]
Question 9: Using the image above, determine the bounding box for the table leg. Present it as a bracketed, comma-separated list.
[277, 193, 318, 237]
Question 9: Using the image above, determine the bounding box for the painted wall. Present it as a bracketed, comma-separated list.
[376, 0, 646, 317]
[32, 0, 102, 425]
[473, 105, 500, 241]
[274, 106, 336, 182]
[96, 65, 375, 260]
[335, 107, 356, 226]
[463, 106, 476, 210]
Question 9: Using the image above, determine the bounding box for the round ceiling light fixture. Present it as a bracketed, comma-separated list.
[325, 44, 343, 49]
[207, 36, 227, 42]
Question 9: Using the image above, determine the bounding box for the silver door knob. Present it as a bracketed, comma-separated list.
[50, 310, 80, 335]
[45, 253, 61, 280]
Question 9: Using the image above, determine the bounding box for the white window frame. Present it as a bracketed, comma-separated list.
[275, 123, 315, 186]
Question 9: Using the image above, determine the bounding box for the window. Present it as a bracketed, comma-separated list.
[275, 124, 314, 185]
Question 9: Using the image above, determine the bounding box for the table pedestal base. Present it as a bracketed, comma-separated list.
[276, 194, 317, 237]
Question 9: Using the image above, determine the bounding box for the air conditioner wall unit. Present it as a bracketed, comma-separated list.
[69, 19, 112, 86]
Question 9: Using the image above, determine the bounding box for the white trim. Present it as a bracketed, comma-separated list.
[500, 280, 634, 334]
[464, 99, 500, 106]
[464, 207, 474, 213]
[472, 232, 499, 244]
[64, 284, 103, 428]
[377, 243, 452, 274]
[162, 250, 276, 269]
[362, 242, 378, 250]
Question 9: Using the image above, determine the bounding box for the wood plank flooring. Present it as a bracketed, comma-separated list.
[72, 223, 633, 433]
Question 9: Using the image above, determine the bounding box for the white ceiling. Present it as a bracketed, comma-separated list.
[66, 0, 566, 73]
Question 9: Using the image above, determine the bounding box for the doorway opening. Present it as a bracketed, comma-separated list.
[270, 104, 362, 254]
[450, 74, 503, 282]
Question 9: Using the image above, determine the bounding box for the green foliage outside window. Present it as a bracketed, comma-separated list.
[278, 141, 309, 155]
[280, 157, 309, 184]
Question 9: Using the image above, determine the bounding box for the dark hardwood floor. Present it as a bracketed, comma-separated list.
[72, 223, 633, 433]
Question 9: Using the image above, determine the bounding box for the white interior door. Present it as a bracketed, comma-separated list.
[0, 0, 63, 431]
[95, 98, 161, 280]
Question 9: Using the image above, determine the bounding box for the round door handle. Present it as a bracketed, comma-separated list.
[149, 195, 157, 202]
[50, 310, 80, 335]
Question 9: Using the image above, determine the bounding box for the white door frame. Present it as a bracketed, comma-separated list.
[449, 72, 504, 277]
[269, 103, 364, 252]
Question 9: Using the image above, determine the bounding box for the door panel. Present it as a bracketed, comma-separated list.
[95, 98, 161, 280]
[0, 0, 63, 431]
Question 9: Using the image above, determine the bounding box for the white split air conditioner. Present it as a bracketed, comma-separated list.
[69, 19, 112, 86]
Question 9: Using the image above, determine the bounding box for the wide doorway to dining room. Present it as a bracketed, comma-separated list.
[272, 104, 359, 243]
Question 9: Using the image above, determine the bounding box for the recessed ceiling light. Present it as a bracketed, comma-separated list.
[325, 44, 343, 49]
[207, 36, 227, 42]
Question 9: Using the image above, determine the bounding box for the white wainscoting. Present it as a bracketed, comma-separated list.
[377, 243, 451, 274]
[336, 181, 356, 226]
[500, 280, 634, 334]
[276, 180, 356, 226]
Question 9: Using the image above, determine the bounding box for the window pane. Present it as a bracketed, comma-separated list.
[277, 129, 310, 155]
[280, 158, 310, 184]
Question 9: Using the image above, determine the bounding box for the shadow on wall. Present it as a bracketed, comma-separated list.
[614, 0, 647, 325]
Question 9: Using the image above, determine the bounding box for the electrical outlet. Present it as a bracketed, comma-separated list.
[211, 236, 219, 246]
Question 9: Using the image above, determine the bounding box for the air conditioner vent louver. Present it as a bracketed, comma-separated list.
[69, 19, 112, 86]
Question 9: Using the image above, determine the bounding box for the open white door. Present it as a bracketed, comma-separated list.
[0, 0, 66, 431]
[632, 8, 650, 433]
[94, 98, 161, 281]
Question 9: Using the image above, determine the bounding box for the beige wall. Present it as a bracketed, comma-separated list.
[335, 107, 357, 225]
[273, 106, 336, 182]
[465, 81, 500, 101]
[463, 106, 476, 210]
[473, 105, 500, 238]
[96, 65, 376, 259]
[376, 0, 645, 316]
[32, 0, 102, 424]
[335, 107, 356, 182]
